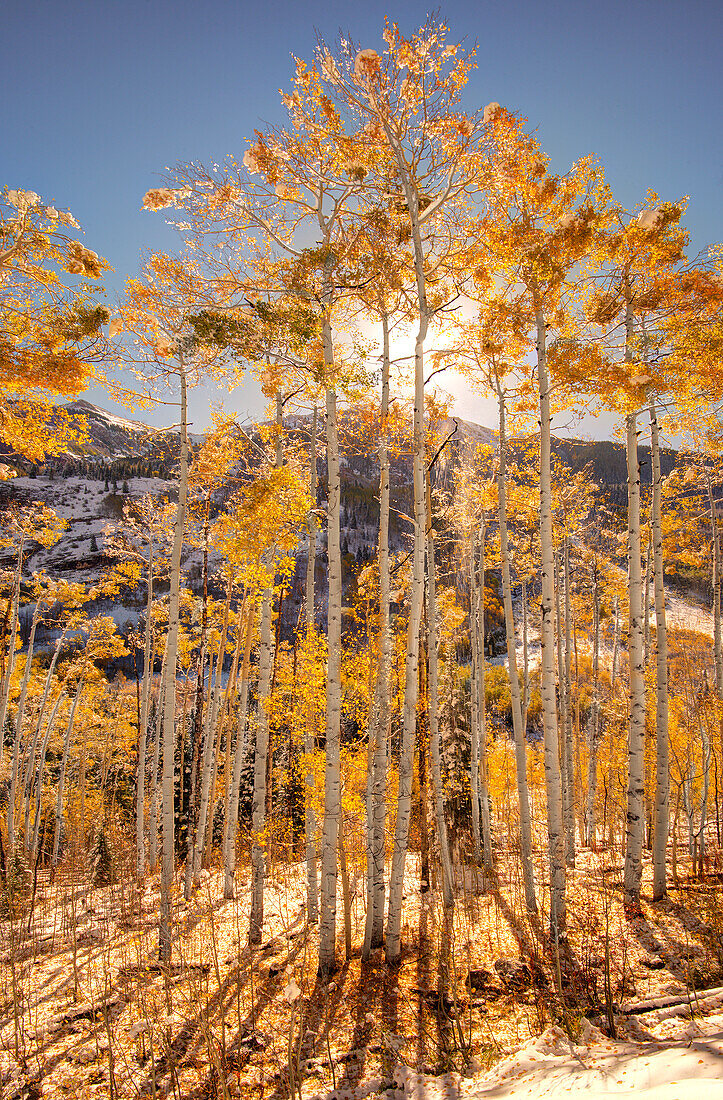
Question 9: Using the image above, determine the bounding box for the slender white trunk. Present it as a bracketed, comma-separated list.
[709, 478, 723, 698]
[193, 582, 232, 881]
[650, 402, 669, 899]
[426, 470, 454, 905]
[521, 578, 530, 737]
[250, 392, 283, 943]
[7, 606, 39, 851]
[476, 519, 493, 870]
[159, 364, 188, 963]
[496, 386, 537, 912]
[585, 574, 601, 847]
[136, 546, 154, 881]
[564, 538, 575, 866]
[470, 537, 482, 864]
[611, 596, 620, 691]
[0, 537, 24, 768]
[319, 366, 343, 974]
[623, 284, 646, 911]
[30, 691, 63, 862]
[555, 551, 571, 865]
[52, 682, 83, 870]
[383, 121, 430, 967]
[249, 588, 273, 943]
[699, 717, 711, 875]
[223, 602, 255, 899]
[22, 624, 65, 853]
[536, 304, 565, 936]
[643, 535, 652, 667]
[385, 307, 426, 965]
[148, 644, 167, 875]
[365, 316, 392, 955]
[305, 408, 319, 922]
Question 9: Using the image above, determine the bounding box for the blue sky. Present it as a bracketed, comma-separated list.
[3, 0, 721, 436]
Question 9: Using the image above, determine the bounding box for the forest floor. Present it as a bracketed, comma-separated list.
[2, 846, 723, 1099]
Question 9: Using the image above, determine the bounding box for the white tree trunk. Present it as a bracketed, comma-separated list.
[7, 605, 39, 851]
[564, 538, 575, 866]
[250, 392, 284, 943]
[585, 574, 600, 847]
[611, 596, 620, 692]
[148, 643, 168, 875]
[709, 477, 723, 698]
[382, 121, 432, 966]
[536, 305, 566, 937]
[364, 315, 392, 956]
[426, 470, 454, 906]
[136, 546, 154, 881]
[51, 682, 83, 871]
[22, 623, 65, 853]
[29, 691, 63, 862]
[249, 587, 273, 943]
[650, 401, 669, 899]
[319, 369, 343, 975]
[496, 387, 537, 913]
[385, 306, 427, 966]
[223, 601, 255, 899]
[475, 520, 493, 870]
[305, 407, 319, 922]
[193, 582, 232, 881]
[470, 537, 482, 865]
[159, 365, 188, 963]
[0, 537, 24, 769]
[624, 399, 646, 910]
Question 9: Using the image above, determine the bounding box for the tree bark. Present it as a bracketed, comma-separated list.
[496, 385, 537, 913]
[318, 368, 343, 975]
[535, 304, 565, 936]
[159, 363, 188, 963]
[650, 401, 670, 899]
[136, 545, 154, 882]
[304, 407, 319, 922]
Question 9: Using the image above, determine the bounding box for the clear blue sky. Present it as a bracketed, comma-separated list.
[3, 0, 721, 436]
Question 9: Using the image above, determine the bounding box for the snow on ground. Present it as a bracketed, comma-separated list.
[303, 1018, 723, 1099]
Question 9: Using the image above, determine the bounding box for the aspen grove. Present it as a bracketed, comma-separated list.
[2, 19, 723, 1100]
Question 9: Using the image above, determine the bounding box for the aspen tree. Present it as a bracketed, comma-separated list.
[587, 197, 707, 906]
[311, 21, 487, 963]
[114, 254, 232, 961]
[481, 109, 610, 935]
[0, 188, 110, 461]
[452, 306, 537, 910]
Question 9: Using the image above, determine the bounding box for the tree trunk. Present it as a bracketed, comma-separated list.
[477, 519, 493, 871]
[496, 385, 537, 913]
[30, 692, 63, 863]
[21, 627, 65, 854]
[585, 572, 600, 847]
[305, 407, 319, 922]
[0, 537, 24, 769]
[319, 369, 343, 975]
[224, 601, 255, 899]
[159, 364, 188, 963]
[149, 644, 168, 875]
[136, 546, 154, 881]
[426, 468, 454, 906]
[7, 605, 39, 852]
[249, 588, 273, 943]
[650, 401, 670, 900]
[52, 682, 83, 872]
[564, 538, 575, 866]
[385, 305, 426, 965]
[535, 303, 565, 937]
[624, 398, 646, 911]
[470, 536, 482, 865]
